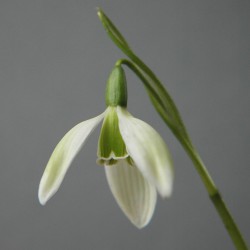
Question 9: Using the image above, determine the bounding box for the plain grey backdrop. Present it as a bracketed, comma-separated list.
[0, 0, 249, 249]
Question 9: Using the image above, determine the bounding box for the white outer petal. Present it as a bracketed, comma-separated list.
[38, 111, 106, 205]
[117, 107, 174, 198]
[105, 159, 157, 228]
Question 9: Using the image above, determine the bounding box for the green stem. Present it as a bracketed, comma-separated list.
[183, 140, 248, 250]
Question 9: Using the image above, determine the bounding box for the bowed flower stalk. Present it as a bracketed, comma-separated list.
[39, 65, 174, 228]
[97, 9, 248, 250]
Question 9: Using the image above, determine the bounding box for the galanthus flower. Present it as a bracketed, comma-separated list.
[38, 65, 174, 228]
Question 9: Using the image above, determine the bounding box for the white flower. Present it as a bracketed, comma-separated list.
[38, 66, 174, 228]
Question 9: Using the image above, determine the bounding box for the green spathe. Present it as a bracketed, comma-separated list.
[105, 66, 127, 107]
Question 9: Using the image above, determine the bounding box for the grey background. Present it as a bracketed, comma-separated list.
[0, 0, 249, 249]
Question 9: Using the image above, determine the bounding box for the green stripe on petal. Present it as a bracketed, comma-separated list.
[38, 111, 106, 205]
[117, 106, 174, 198]
[98, 107, 128, 162]
[105, 159, 157, 228]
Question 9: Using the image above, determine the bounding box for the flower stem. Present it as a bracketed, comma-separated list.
[182, 140, 248, 250]
[98, 9, 248, 250]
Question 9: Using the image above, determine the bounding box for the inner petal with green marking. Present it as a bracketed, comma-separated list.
[97, 107, 128, 165]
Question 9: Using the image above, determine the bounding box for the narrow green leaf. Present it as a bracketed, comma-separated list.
[97, 8, 131, 52]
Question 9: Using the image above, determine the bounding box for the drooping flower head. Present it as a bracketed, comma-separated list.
[39, 65, 174, 228]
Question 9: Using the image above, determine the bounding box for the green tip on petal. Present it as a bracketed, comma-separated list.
[98, 107, 128, 163]
[105, 65, 127, 107]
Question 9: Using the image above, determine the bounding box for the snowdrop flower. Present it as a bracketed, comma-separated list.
[38, 65, 174, 228]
